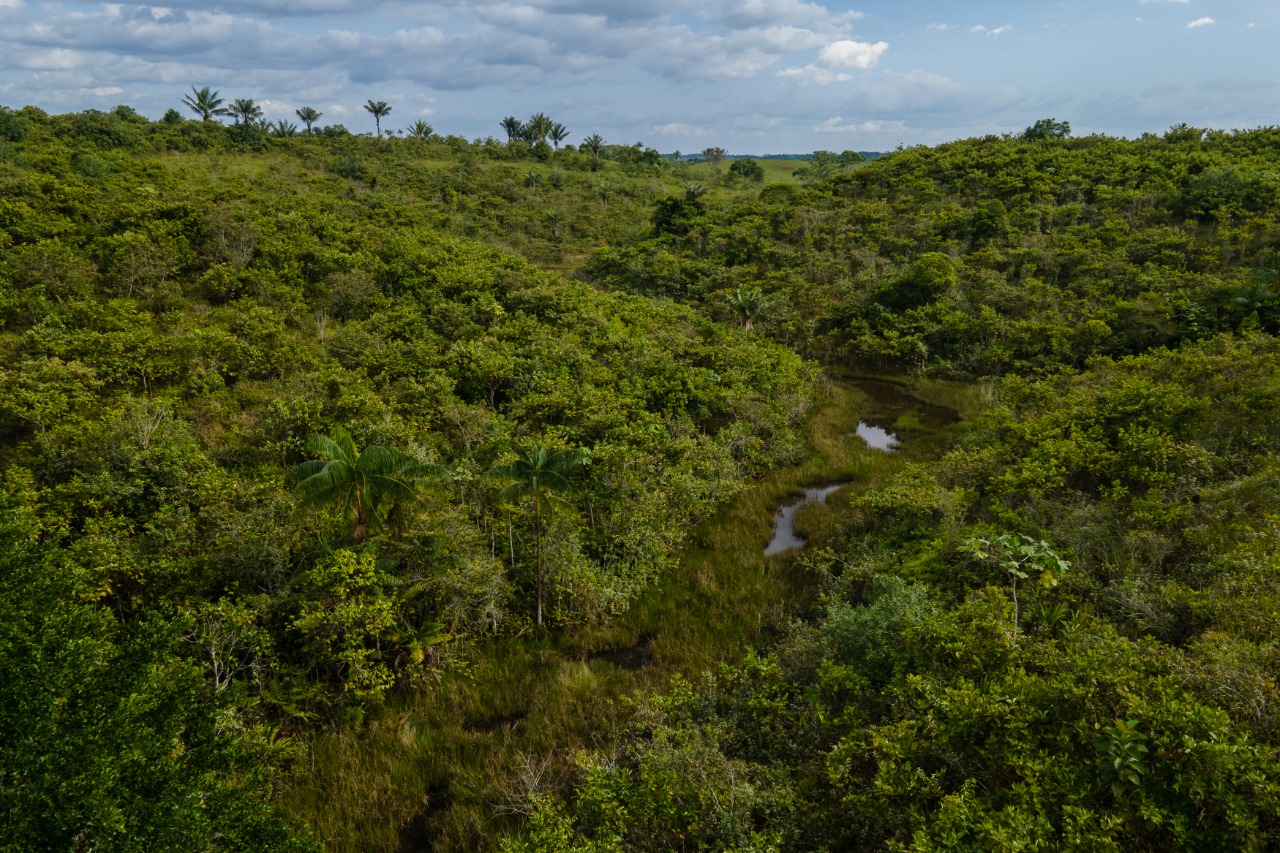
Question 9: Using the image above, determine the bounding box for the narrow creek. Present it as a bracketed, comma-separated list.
[764, 377, 959, 557]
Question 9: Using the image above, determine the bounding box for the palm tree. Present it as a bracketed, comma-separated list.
[363, 100, 391, 137]
[524, 112, 553, 145]
[295, 106, 322, 133]
[489, 446, 588, 627]
[729, 285, 765, 331]
[290, 426, 439, 540]
[582, 133, 604, 168]
[549, 122, 569, 150]
[501, 116, 523, 141]
[180, 86, 229, 122]
[405, 119, 433, 140]
[271, 120, 299, 138]
[228, 98, 263, 126]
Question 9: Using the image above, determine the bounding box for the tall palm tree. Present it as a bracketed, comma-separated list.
[363, 100, 391, 137]
[501, 116, 523, 141]
[180, 86, 229, 122]
[405, 119, 433, 140]
[290, 426, 439, 540]
[295, 106, 322, 133]
[549, 122, 569, 150]
[489, 446, 587, 627]
[228, 98, 263, 126]
[582, 133, 604, 168]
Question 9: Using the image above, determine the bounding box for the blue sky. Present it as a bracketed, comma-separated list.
[0, 0, 1275, 153]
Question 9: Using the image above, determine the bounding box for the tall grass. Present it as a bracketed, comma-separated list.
[279, 376, 974, 851]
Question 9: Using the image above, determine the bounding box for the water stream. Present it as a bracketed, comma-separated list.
[764, 484, 844, 555]
[763, 378, 959, 556]
[855, 421, 900, 451]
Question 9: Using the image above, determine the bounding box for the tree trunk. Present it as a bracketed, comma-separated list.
[534, 497, 543, 627]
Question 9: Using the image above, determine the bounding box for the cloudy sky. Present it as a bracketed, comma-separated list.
[0, 0, 1275, 153]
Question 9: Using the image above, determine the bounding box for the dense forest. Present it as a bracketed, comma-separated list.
[2, 102, 1280, 850]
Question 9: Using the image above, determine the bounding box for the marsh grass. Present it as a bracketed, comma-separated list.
[280, 376, 972, 851]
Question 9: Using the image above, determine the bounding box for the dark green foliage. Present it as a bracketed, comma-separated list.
[727, 158, 764, 182]
[0, 106, 30, 142]
[1023, 117, 1072, 140]
[0, 491, 316, 851]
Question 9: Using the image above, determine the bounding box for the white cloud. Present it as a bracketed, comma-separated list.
[652, 121, 708, 137]
[777, 37, 887, 85]
[926, 23, 955, 32]
[814, 116, 905, 134]
[819, 39, 888, 69]
[20, 48, 83, 69]
[1187, 17, 1214, 28]
[970, 24, 1013, 37]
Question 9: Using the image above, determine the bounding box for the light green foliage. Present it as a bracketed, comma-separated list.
[293, 549, 397, 700]
[960, 532, 1069, 643]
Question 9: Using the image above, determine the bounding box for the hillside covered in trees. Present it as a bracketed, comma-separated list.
[3, 102, 1280, 850]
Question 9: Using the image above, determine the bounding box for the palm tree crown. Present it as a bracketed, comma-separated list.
[524, 112, 554, 145]
[295, 106, 322, 133]
[363, 100, 391, 137]
[582, 133, 604, 167]
[290, 426, 439, 540]
[229, 98, 263, 126]
[501, 116, 523, 141]
[181, 86, 229, 122]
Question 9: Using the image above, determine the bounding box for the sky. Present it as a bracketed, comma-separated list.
[0, 0, 1276, 154]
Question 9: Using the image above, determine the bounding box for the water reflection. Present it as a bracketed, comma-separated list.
[856, 421, 899, 451]
[764, 484, 843, 556]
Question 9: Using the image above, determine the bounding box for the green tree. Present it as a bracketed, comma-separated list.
[728, 285, 765, 331]
[1023, 118, 1071, 141]
[524, 112, 554, 145]
[228, 98, 263, 126]
[489, 446, 588, 627]
[550, 122, 570, 150]
[960, 533, 1069, 645]
[501, 115, 524, 141]
[701, 146, 726, 172]
[727, 158, 764, 182]
[271, 120, 299, 138]
[180, 86, 229, 122]
[581, 133, 605, 169]
[363, 100, 391, 137]
[295, 106, 322, 133]
[289, 427, 438, 540]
